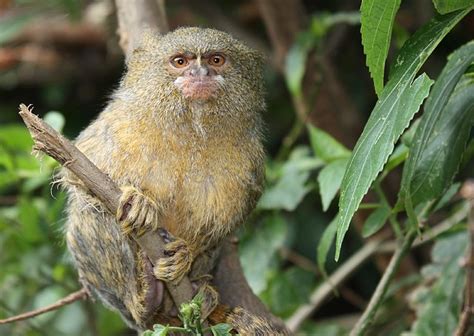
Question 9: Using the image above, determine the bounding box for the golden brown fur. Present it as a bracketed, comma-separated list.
[62, 27, 266, 331]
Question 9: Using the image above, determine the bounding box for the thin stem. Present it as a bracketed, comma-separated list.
[0, 288, 88, 324]
[286, 239, 384, 332]
[359, 203, 382, 210]
[455, 181, 474, 336]
[275, 116, 305, 161]
[374, 182, 402, 238]
[350, 229, 416, 336]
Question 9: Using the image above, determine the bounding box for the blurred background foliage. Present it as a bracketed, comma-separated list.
[0, 0, 473, 335]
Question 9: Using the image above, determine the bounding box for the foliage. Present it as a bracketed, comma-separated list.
[0, 115, 125, 335]
[405, 231, 467, 336]
[1, 0, 473, 335]
[361, 0, 401, 96]
[142, 293, 232, 336]
[335, 9, 471, 260]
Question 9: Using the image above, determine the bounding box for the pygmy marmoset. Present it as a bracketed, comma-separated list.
[62, 27, 267, 332]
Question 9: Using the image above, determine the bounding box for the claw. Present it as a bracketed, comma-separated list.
[154, 239, 193, 283]
[116, 186, 159, 236]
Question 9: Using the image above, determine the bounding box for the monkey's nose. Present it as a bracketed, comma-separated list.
[189, 65, 209, 77]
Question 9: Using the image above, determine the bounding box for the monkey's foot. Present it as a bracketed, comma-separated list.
[117, 186, 159, 236]
[154, 237, 193, 283]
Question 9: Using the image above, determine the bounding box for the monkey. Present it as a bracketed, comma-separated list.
[60, 27, 279, 333]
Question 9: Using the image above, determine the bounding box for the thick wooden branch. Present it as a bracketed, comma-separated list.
[115, 0, 168, 59]
[18, 104, 194, 309]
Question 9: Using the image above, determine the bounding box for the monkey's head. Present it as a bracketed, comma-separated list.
[122, 27, 265, 123]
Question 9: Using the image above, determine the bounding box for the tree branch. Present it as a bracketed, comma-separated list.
[115, 0, 169, 58]
[18, 104, 194, 310]
[0, 288, 88, 325]
[286, 239, 384, 332]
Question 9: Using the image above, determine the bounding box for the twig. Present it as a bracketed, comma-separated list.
[280, 246, 367, 310]
[18, 104, 194, 309]
[0, 288, 88, 324]
[279, 246, 319, 274]
[285, 204, 469, 332]
[350, 229, 417, 336]
[255, 0, 306, 70]
[455, 180, 474, 336]
[377, 202, 470, 254]
[0, 195, 17, 205]
[286, 239, 383, 332]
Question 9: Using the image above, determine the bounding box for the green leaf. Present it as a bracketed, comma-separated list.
[384, 143, 408, 172]
[433, 0, 474, 14]
[361, 0, 402, 95]
[258, 147, 322, 211]
[317, 217, 338, 277]
[311, 11, 361, 37]
[362, 205, 390, 237]
[400, 42, 474, 211]
[44, 111, 65, 132]
[318, 158, 349, 211]
[0, 125, 33, 151]
[210, 323, 233, 336]
[239, 214, 287, 294]
[308, 125, 351, 163]
[407, 232, 467, 335]
[0, 146, 14, 171]
[285, 33, 315, 97]
[261, 267, 314, 318]
[146, 324, 169, 336]
[18, 197, 42, 243]
[335, 10, 470, 261]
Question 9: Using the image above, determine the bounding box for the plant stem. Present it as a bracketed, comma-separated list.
[350, 229, 416, 336]
[359, 203, 381, 210]
[374, 182, 402, 238]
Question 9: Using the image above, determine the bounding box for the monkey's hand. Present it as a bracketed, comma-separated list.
[154, 228, 194, 283]
[117, 186, 160, 236]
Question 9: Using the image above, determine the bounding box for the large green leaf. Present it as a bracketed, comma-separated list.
[361, 0, 402, 95]
[335, 10, 471, 260]
[308, 125, 351, 163]
[399, 42, 474, 214]
[433, 0, 474, 14]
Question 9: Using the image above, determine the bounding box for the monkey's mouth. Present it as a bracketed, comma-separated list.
[174, 75, 223, 100]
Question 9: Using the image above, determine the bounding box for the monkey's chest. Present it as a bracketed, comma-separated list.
[141, 144, 256, 241]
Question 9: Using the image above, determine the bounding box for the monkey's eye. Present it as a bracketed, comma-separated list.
[209, 54, 225, 66]
[171, 56, 189, 68]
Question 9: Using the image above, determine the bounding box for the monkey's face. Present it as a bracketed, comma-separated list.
[126, 28, 265, 118]
[169, 51, 227, 101]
